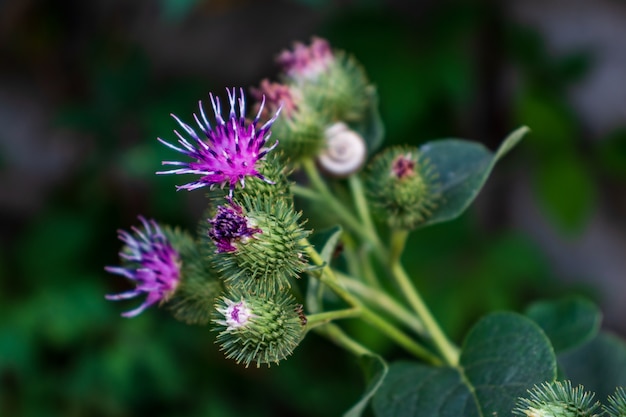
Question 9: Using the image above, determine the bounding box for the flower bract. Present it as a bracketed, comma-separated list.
[105, 216, 181, 317]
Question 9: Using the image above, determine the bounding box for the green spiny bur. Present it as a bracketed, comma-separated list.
[293, 52, 372, 124]
[204, 152, 293, 205]
[213, 288, 306, 367]
[514, 381, 600, 417]
[212, 196, 310, 296]
[270, 101, 327, 162]
[605, 387, 626, 417]
[364, 146, 441, 229]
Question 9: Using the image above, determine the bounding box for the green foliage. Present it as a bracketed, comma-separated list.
[6, 2, 626, 416]
[372, 313, 557, 416]
[514, 381, 600, 417]
[526, 296, 601, 353]
[344, 354, 388, 417]
[559, 333, 626, 401]
[416, 126, 529, 228]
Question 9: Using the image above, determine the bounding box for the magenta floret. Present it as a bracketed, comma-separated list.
[157, 88, 281, 196]
[105, 216, 181, 318]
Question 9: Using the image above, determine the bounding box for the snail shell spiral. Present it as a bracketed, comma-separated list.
[317, 122, 367, 177]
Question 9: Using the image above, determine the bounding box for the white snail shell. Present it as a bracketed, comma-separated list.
[317, 122, 367, 177]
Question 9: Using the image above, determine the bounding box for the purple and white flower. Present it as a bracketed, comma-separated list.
[157, 88, 281, 196]
[216, 298, 256, 331]
[207, 204, 261, 253]
[105, 216, 181, 318]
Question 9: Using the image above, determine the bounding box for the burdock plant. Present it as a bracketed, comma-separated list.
[104, 37, 626, 416]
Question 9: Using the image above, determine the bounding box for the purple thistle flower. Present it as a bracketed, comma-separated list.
[157, 88, 281, 196]
[277, 37, 334, 79]
[208, 204, 261, 253]
[251, 79, 299, 119]
[105, 216, 181, 318]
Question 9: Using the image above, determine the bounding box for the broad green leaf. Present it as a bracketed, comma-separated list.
[344, 353, 388, 417]
[419, 126, 529, 228]
[559, 332, 626, 400]
[373, 312, 556, 417]
[525, 296, 601, 353]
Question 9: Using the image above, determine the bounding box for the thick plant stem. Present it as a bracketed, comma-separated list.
[304, 243, 441, 365]
[302, 159, 387, 258]
[337, 273, 426, 336]
[306, 308, 361, 329]
[389, 229, 409, 266]
[314, 323, 372, 357]
[390, 261, 460, 366]
[348, 175, 377, 240]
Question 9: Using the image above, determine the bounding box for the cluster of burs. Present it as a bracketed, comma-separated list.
[105, 38, 440, 367]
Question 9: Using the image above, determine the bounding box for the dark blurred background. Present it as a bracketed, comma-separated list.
[2, 0, 626, 416]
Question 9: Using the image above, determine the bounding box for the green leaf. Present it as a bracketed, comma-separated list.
[559, 332, 626, 400]
[373, 312, 556, 417]
[419, 126, 529, 228]
[344, 353, 388, 417]
[525, 296, 601, 353]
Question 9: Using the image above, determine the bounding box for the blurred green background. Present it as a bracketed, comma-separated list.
[2, 0, 626, 416]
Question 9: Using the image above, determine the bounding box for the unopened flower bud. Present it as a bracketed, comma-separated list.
[208, 197, 310, 295]
[213, 289, 306, 367]
[277, 37, 373, 124]
[514, 381, 600, 417]
[364, 147, 440, 229]
[251, 80, 325, 162]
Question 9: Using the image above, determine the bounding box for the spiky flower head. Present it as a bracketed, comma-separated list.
[277, 37, 334, 80]
[277, 37, 373, 124]
[207, 204, 261, 253]
[157, 88, 280, 196]
[604, 387, 626, 417]
[513, 381, 600, 417]
[208, 197, 310, 295]
[251, 80, 325, 162]
[364, 146, 441, 229]
[105, 216, 181, 318]
[213, 289, 306, 367]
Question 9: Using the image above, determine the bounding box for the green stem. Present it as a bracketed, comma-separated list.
[313, 323, 373, 357]
[390, 262, 460, 366]
[291, 183, 322, 201]
[389, 229, 409, 266]
[306, 308, 361, 329]
[305, 243, 441, 365]
[348, 175, 377, 241]
[302, 159, 387, 258]
[389, 230, 459, 365]
[336, 272, 426, 336]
